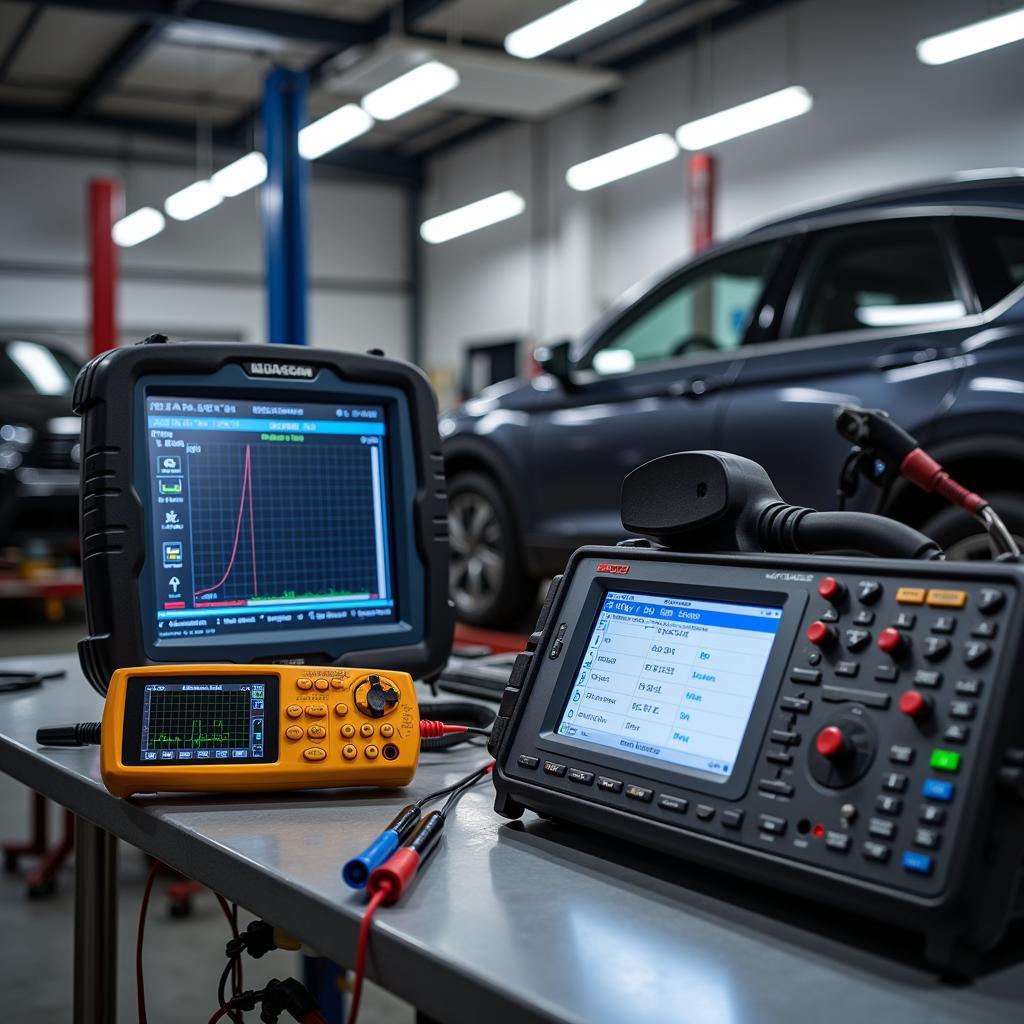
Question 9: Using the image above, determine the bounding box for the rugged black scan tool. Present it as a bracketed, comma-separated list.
[491, 452, 1024, 976]
[74, 338, 453, 695]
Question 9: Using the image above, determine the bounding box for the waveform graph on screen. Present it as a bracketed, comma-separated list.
[187, 440, 385, 608]
[145, 689, 251, 751]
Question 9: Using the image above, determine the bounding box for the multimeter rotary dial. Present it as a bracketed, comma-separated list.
[806, 712, 876, 788]
[353, 674, 401, 718]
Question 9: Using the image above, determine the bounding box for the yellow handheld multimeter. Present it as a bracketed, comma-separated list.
[100, 664, 419, 797]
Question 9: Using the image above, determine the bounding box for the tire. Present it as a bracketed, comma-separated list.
[918, 492, 1024, 560]
[447, 471, 537, 628]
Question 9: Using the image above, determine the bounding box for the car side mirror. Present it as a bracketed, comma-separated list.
[534, 339, 577, 391]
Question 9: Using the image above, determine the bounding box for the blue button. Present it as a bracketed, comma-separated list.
[922, 778, 954, 802]
[902, 851, 933, 875]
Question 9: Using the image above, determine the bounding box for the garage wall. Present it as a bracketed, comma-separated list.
[421, 0, 1024, 381]
[0, 149, 411, 363]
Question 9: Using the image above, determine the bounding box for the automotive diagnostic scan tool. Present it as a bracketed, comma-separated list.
[72, 338, 453, 695]
[96, 664, 419, 797]
[491, 452, 1024, 976]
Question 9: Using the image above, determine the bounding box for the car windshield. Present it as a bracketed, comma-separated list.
[0, 340, 80, 396]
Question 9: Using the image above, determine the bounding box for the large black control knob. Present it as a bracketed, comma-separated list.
[807, 713, 876, 789]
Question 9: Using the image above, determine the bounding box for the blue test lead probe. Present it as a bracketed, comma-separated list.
[342, 804, 422, 889]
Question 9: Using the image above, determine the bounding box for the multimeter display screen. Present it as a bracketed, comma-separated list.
[556, 591, 782, 778]
[145, 394, 395, 642]
[138, 680, 271, 764]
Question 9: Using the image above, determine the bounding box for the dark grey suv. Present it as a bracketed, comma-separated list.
[441, 173, 1024, 626]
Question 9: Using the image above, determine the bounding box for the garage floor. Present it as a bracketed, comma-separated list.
[0, 601, 411, 1024]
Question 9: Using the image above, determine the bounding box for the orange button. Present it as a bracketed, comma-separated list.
[364, 745, 379, 760]
[927, 589, 967, 608]
[314, 678, 329, 691]
[342, 744, 357, 760]
[303, 747, 327, 762]
[359, 723, 374, 738]
[304, 704, 327, 718]
[380, 723, 394, 738]
[330, 678, 345, 689]
[333, 703, 349, 718]
[307, 724, 326, 740]
[296, 677, 313, 691]
[341, 723, 355, 739]
[286, 704, 303, 719]
[284, 725, 303, 740]
[896, 587, 926, 604]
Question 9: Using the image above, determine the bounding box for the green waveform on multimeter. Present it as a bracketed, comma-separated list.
[150, 719, 236, 748]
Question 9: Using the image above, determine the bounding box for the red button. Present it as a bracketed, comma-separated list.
[806, 621, 836, 648]
[815, 725, 847, 759]
[818, 577, 846, 603]
[877, 626, 904, 655]
[899, 690, 931, 719]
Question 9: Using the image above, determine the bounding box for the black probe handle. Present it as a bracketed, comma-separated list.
[36, 723, 102, 747]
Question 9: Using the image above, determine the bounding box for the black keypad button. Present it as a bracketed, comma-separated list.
[807, 651, 822, 666]
[567, 768, 594, 785]
[955, 678, 982, 697]
[858, 581, 882, 605]
[758, 814, 786, 835]
[874, 664, 899, 683]
[943, 724, 969, 744]
[913, 670, 942, 688]
[922, 637, 951, 662]
[845, 629, 870, 652]
[780, 696, 811, 714]
[625, 784, 653, 803]
[758, 779, 794, 797]
[766, 750, 793, 766]
[658, 795, 688, 813]
[883, 772, 908, 793]
[821, 607, 840, 622]
[914, 827, 941, 850]
[895, 612, 916, 629]
[889, 745, 914, 764]
[971, 620, 997, 638]
[721, 809, 744, 829]
[978, 588, 1005, 614]
[517, 755, 540, 769]
[931, 616, 956, 635]
[853, 610, 875, 626]
[695, 804, 715, 821]
[963, 641, 991, 667]
[771, 730, 800, 746]
[920, 804, 946, 825]
[863, 841, 891, 862]
[868, 817, 896, 840]
[597, 776, 623, 793]
[835, 661, 860, 677]
[825, 831, 851, 852]
[876, 795, 902, 815]
[543, 761, 567, 777]
[790, 667, 821, 685]
[950, 700, 976, 720]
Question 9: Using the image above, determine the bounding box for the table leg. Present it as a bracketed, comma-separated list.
[73, 817, 118, 1024]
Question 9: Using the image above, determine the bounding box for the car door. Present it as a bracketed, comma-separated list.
[719, 214, 977, 512]
[525, 238, 788, 555]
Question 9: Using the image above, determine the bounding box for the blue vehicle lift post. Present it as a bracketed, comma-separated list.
[262, 67, 309, 346]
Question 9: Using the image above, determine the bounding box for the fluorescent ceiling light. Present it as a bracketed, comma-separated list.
[420, 191, 526, 244]
[112, 207, 165, 247]
[566, 133, 678, 191]
[298, 104, 374, 160]
[211, 152, 267, 197]
[676, 86, 813, 151]
[361, 61, 460, 121]
[505, 0, 647, 59]
[855, 300, 966, 327]
[917, 7, 1024, 65]
[164, 180, 222, 221]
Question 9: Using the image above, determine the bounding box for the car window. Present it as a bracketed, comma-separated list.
[955, 215, 1024, 309]
[0, 340, 79, 395]
[790, 220, 964, 338]
[586, 241, 781, 375]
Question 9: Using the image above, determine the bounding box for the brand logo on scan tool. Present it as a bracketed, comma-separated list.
[244, 361, 315, 379]
[596, 563, 630, 575]
[764, 571, 814, 582]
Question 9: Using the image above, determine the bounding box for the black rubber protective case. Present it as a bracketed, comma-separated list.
[73, 340, 453, 695]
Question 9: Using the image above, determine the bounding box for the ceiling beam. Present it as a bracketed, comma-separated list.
[0, 5, 43, 83]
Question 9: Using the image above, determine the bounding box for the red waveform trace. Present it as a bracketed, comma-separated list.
[194, 444, 258, 599]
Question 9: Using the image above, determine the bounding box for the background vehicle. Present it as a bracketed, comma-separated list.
[0, 338, 81, 554]
[441, 173, 1024, 626]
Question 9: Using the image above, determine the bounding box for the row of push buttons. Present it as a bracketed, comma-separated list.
[298, 744, 385, 761]
[296, 677, 346, 691]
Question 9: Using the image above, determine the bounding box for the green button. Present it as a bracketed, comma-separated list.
[930, 749, 961, 772]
